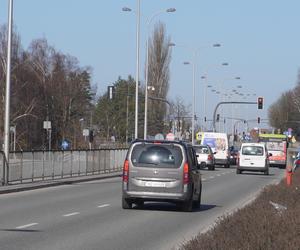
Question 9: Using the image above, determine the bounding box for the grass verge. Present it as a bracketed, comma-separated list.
[180, 170, 300, 250]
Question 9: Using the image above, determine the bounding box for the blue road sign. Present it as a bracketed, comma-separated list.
[61, 140, 69, 150]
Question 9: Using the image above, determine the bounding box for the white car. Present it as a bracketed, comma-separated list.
[237, 143, 270, 175]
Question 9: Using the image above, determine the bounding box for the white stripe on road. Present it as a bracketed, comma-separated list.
[98, 204, 110, 208]
[63, 212, 80, 217]
[217, 174, 221, 177]
[209, 176, 215, 179]
[16, 223, 38, 229]
[202, 178, 207, 181]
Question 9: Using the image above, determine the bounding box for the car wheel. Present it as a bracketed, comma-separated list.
[208, 165, 213, 171]
[264, 169, 269, 175]
[135, 200, 144, 208]
[182, 197, 193, 212]
[236, 169, 241, 174]
[193, 189, 201, 209]
[122, 197, 132, 209]
[224, 163, 230, 168]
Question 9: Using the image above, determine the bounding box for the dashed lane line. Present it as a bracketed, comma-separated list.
[63, 212, 80, 217]
[97, 204, 110, 208]
[16, 223, 38, 229]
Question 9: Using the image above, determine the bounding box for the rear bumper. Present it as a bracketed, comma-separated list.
[237, 166, 268, 172]
[215, 158, 229, 165]
[123, 190, 190, 202]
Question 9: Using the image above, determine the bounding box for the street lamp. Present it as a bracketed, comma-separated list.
[170, 42, 221, 144]
[144, 7, 176, 139]
[3, 0, 13, 185]
[202, 62, 229, 125]
[122, 0, 140, 139]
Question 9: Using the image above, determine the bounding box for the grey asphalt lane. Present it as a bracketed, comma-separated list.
[0, 167, 285, 250]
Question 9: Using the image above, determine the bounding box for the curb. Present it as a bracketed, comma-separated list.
[0, 172, 122, 194]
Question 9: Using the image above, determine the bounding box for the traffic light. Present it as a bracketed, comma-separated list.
[216, 114, 220, 122]
[258, 117, 261, 124]
[257, 97, 263, 109]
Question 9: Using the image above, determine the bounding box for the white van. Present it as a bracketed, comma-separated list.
[237, 143, 270, 175]
[200, 132, 230, 168]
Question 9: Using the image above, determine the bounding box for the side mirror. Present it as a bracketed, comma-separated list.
[213, 152, 217, 154]
[196, 155, 199, 158]
[268, 153, 272, 157]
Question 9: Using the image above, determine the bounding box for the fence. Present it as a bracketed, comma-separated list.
[0, 148, 128, 185]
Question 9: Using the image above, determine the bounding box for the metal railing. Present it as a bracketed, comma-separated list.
[0, 148, 128, 185]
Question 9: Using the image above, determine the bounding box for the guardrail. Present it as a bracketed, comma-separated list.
[0, 148, 128, 185]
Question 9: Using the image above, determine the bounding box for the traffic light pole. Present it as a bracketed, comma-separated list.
[212, 101, 257, 132]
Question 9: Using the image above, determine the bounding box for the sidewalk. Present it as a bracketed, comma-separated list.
[0, 172, 122, 194]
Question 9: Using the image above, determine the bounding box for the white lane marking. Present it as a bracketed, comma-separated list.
[63, 212, 80, 217]
[209, 176, 215, 179]
[202, 178, 207, 181]
[217, 174, 221, 177]
[98, 204, 110, 208]
[16, 223, 38, 229]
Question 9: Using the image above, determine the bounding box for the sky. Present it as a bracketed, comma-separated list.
[1, 0, 300, 133]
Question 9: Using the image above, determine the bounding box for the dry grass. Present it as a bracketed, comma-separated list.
[180, 171, 300, 250]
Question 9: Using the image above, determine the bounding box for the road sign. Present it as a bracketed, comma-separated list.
[83, 129, 89, 136]
[154, 133, 164, 140]
[166, 133, 175, 141]
[43, 121, 51, 129]
[61, 140, 69, 150]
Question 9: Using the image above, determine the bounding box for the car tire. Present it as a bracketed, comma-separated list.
[193, 190, 201, 209]
[236, 169, 241, 174]
[224, 163, 230, 168]
[208, 165, 214, 171]
[182, 197, 193, 212]
[264, 169, 269, 175]
[122, 197, 132, 209]
[135, 200, 144, 208]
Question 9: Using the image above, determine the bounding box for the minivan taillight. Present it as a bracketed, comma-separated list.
[183, 162, 189, 184]
[207, 154, 213, 161]
[123, 160, 129, 182]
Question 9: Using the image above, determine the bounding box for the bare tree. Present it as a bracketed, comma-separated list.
[146, 22, 172, 136]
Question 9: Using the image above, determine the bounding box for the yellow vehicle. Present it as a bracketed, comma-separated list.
[258, 134, 287, 168]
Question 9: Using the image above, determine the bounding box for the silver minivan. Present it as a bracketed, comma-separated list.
[122, 140, 202, 212]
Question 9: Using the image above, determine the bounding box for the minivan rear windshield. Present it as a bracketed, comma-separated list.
[131, 143, 183, 168]
[242, 146, 264, 156]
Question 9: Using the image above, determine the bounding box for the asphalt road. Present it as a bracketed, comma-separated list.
[0, 166, 285, 250]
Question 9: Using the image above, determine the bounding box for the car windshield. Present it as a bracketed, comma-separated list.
[242, 146, 264, 156]
[194, 146, 209, 154]
[131, 143, 183, 168]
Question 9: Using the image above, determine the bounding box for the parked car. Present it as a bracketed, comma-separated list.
[122, 139, 202, 212]
[229, 146, 239, 165]
[236, 143, 270, 175]
[193, 145, 215, 170]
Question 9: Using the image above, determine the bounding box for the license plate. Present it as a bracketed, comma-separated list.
[145, 181, 165, 187]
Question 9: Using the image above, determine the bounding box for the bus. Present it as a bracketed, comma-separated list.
[258, 134, 287, 168]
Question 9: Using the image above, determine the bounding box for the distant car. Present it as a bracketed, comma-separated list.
[293, 153, 300, 172]
[237, 143, 270, 175]
[122, 139, 202, 212]
[229, 146, 239, 165]
[193, 145, 215, 170]
[200, 132, 230, 168]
